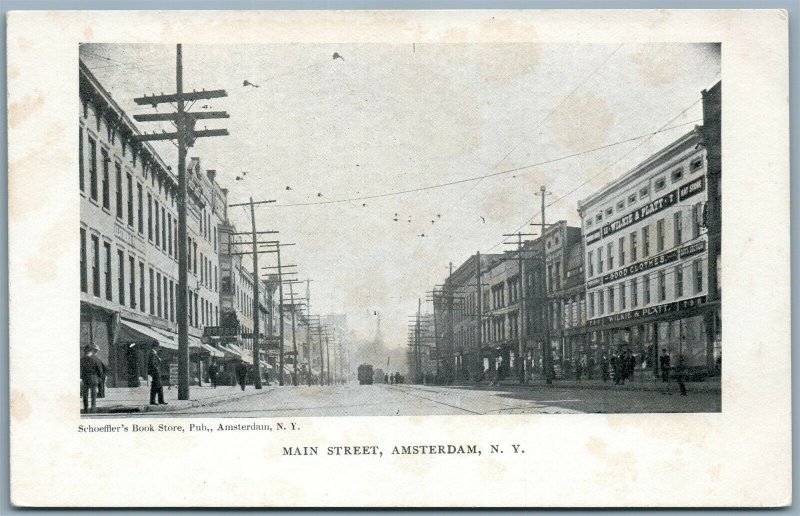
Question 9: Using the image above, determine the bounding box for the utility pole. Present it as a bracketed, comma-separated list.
[249, 198, 263, 389]
[325, 334, 331, 386]
[276, 243, 285, 386]
[132, 44, 229, 400]
[535, 186, 553, 384]
[416, 298, 422, 383]
[503, 232, 537, 383]
[289, 282, 298, 385]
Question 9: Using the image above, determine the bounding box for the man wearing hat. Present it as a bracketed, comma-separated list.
[79, 344, 104, 413]
[147, 344, 167, 405]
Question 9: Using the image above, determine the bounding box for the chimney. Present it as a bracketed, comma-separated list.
[207, 169, 216, 183]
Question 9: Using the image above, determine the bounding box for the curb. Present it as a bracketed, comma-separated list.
[448, 381, 721, 394]
[87, 387, 275, 414]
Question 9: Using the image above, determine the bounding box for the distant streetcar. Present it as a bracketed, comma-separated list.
[357, 364, 374, 385]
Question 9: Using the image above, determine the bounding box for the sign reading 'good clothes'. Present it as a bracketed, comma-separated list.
[598, 240, 706, 286]
[596, 175, 706, 241]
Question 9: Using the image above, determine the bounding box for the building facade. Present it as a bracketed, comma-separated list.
[578, 127, 718, 376]
[79, 61, 228, 388]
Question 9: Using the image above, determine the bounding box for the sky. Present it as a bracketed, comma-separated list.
[79, 42, 720, 349]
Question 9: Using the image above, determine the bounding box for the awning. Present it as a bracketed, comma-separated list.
[259, 360, 273, 370]
[118, 319, 178, 350]
[225, 343, 253, 365]
[202, 343, 225, 358]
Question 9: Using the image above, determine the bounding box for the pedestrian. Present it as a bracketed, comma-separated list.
[611, 354, 620, 385]
[235, 361, 248, 391]
[625, 351, 635, 382]
[96, 352, 108, 398]
[384, 373, 389, 384]
[586, 355, 595, 380]
[80, 344, 104, 413]
[676, 354, 688, 396]
[147, 344, 166, 406]
[659, 348, 671, 383]
[575, 359, 582, 381]
[208, 360, 219, 389]
[600, 355, 609, 382]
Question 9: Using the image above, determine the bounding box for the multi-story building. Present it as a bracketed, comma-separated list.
[79, 61, 227, 387]
[578, 126, 716, 375]
[542, 221, 584, 377]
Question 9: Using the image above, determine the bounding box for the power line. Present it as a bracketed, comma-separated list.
[253, 119, 701, 209]
[486, 98, 704, 252]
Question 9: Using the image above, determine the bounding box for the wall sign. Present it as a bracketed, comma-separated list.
[587, 296, 707, 327]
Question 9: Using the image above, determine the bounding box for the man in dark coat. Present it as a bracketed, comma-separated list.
[147, 345, 166, 405]
[80, 344, 104, 413]
[208, 361, 219, 389]
[659, 349, 671, 383]
[235, 361, 248, 391]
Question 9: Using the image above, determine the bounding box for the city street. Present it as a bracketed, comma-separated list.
[94, 383, 720, 417]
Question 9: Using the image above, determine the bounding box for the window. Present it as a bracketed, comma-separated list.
[671, 168, 683, 182]
[129, 256, 136, 308]
[616, 200, 625, 211]
[163, 276, 169, 321]
[127, 173, 134, 227]
[115, 164, 122, 219]
[588, 292, 595, 317]
[213, 227, 217, 252]
[644, 275, 651, 304]
[694, 259, 703, 293]
[586, 219, 593, 228]
[167, 215, 172, 256]
[88, 137, 97, 201]
[79, 128, 85, 192]
[674, 211, 683, 245]
[628, 193, 636, 205]
[137, 184, 143, 235]
[214, 265, 218, 292]
[608, 287, 615, 312]
[154, 200, 160, 248]
[169, 281, 175, 322]
[690, 157, 703, 172]
[147, 193, 153, 241]
[587, 251, 594, 277]
[692, 202, 702, 239]
[605, 207, 613, 216]
[675, 265, 684, 297]
[631, 278, 638, 308]
[630, 232, 638, 261]
[194, 292, 199, 326]
[161, 206, 167, 250]
[91, 235, 100, 297]
[117, 249, 125, 305]
[607, 242, 614, 269]
[193, 242, 198, 276]
[156, 272, 162, 318]
[598, 289, 605, 315]
[643, 226, 651, 257]
[640, 186, 649, 199]
[139, 262, 145, 313]
[104, 242, 112, 301]
[596, 213, 603, 223]
[598, 247, 603, 273]
[149, 268, 155, 315]
[658, 270, 666, 301]
[187, 237, 192, 272]
[620, 283, 626, 310]
[80, 229, 87, 292]
[101, 151, 110, 209]
[656, 219, 665, 252]
[654, 177, 666, 192]
[619, 236, 626, 266]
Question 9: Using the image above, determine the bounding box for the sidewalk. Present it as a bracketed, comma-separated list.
[81, 383, 276, 415]
[453, 376, 721, 394]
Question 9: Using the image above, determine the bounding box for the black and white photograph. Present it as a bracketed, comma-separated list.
[78, 41, 721, 416]
[8, 9, 790, 508]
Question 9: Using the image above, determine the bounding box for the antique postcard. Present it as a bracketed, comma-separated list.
[7, 9, 790, 507]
